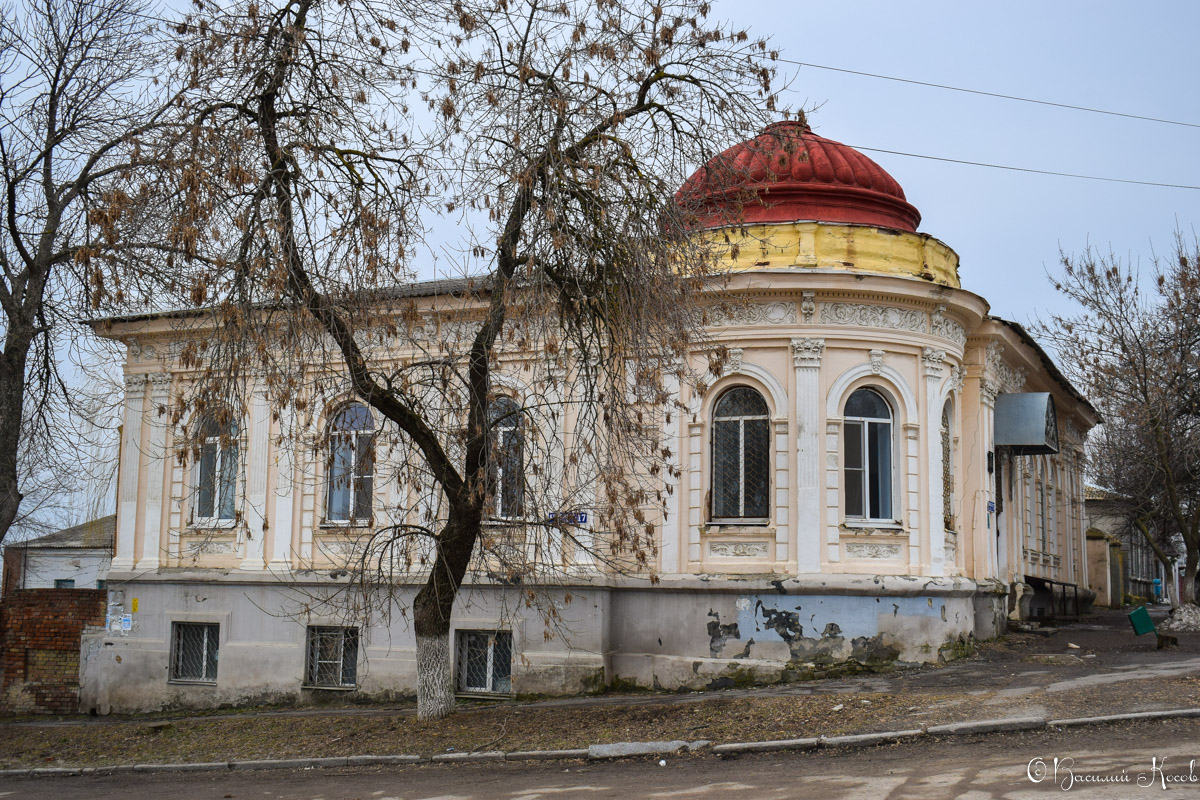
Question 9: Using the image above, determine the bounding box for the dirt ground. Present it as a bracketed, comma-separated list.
[2, 606, 1198, 769]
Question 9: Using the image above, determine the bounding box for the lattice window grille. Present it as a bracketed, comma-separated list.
[456, 630, 512, 694]
[711, 388, 770, 520]
[305, 626, 359, 688]
[171, 622, 219, 682]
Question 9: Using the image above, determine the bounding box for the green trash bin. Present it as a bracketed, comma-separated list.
[1129, 605, 1156, 636]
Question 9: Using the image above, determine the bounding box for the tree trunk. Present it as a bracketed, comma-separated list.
[1183, 551, 1198, 606]
[411, 514, 479, 720]
[415, 628, 453, 720]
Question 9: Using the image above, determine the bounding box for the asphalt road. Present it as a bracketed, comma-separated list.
[5, 717, 1200, 799]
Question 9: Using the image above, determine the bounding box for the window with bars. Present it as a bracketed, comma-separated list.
[305, 626, 359, 688]
[54, 579, 75, 589]
[941, 403, 955, 532]
[488, 397, 525, 519]
[711, 387, 770, 521]
[170, 622, 219, 683]
[456, 630, 512, 694]
[844, 388, 894, 520]
[326, 403, 375, 524]
[194, 412, 238, 525]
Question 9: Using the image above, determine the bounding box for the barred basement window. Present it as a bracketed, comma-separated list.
[456, 630, 512, 694]
[171, 622, 219, 683]
[54, 579, 75, 588]
[305, 627, 359, 688]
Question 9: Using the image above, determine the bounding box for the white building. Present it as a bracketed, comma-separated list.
[79, 121, 1097, 713]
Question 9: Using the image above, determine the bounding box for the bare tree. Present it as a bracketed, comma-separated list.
[0, 0, 174, 545]
[107, 0, 778, 718]
[1042, 234, 1200, 606]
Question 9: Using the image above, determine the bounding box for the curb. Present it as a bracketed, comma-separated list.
[5, 707, 1200, 778]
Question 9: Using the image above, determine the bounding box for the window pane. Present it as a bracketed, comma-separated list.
[198, 441, 217, 518]
[714, 387, 768, 419]
[743, 418, 770, 517]
[328, 436, 353, 521]
[500, 428, 524, 517]
[868, 421, 892, 519]
[845, 389, 891, 420]
[204, 625, 219, 680]
[218, 442, 237, 520]
[341, 629, 359, 686]
[492, 632, 512, 693]
[844, 421, 863, 469]
[712, 419, 741, 518]
[335, 403, 373, 432]
[353, 476, 373, 522]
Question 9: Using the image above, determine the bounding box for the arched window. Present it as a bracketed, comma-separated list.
[326, 403, 374, 524]
[711, 387, 769, 521]
[488, 396, 524, 519]
[941, 402, 955, 532]
[195, 412, 238, 524]
[844, 388, 893, 520]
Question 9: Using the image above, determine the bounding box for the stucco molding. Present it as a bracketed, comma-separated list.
[821, 302, 928, 334]
[800, 291, 816, 324]
[709, 301, 798, 327]
[713, 359, 789, 418]
[708, 541, 770, 558]
[790, 337, 825, 368]
[931, 304, 967, 348]
[921, 347, 947, 378]
[845, 542, 902, 559]
[985, 342, 1027, 394]
[826, 362, 918, 425]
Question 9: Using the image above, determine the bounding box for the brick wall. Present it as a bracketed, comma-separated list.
[1, 589, 106, 715]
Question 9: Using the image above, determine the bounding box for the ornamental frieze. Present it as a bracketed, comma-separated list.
[845, 542, 902, 559]
[821, 303, 928, 333]
[708, 301, 798, 327]
[708, 541, 770, 558]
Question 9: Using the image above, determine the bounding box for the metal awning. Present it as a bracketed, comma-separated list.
[995, 392, 1059, 455]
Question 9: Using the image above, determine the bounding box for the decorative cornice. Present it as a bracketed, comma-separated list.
[931, 304, 967, 348]
[822, 302, 928, 334]
[985, 342, 1027, 394]
[790, 337, 825, 368]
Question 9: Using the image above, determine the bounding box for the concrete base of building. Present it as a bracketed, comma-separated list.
[80, 571, 1004, 714]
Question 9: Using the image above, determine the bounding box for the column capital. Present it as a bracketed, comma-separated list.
[790, 337, 825, 368]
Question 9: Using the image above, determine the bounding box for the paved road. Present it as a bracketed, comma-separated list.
[5, 717, 1200, 799]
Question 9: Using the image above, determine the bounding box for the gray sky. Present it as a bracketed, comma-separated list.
[719, 0, 1199, 324]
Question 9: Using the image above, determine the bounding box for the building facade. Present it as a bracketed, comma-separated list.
[80, 121, 1097, 713]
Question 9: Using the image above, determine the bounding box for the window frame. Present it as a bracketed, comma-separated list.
[709, 386, 771, 525]
[843, 387, 896, 523]
[191, 413, 239, 529]
[54, 578, 75, 589]
[488, 397, 525, 520]
[324, 403, 376, 526]
[303, 626, 359, 689]
[455, 629, 513, 695]
[169, 621, 220, 684]
[941, 401, 955, 532]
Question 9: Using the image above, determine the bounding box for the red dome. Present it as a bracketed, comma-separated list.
[677, 120, 921, 232]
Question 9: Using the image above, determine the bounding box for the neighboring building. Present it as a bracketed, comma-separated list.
[79, 120, 1097, 713]
[1085, 487, 1167, 606]
[1, 516, 114, 595]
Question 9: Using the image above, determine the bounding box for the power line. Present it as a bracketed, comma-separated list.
[849, 144, 1200, 190]
[784, 59, 1200, 130]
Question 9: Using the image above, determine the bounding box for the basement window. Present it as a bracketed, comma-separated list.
[170, 622, 219, 683]
[305, 626, 359, 689]
[456, 630, 512, 694]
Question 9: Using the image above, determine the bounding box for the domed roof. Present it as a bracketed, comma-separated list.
[678, 119, 921, 232]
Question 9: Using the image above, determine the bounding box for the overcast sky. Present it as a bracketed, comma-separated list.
[716, 0, 1199, 325]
